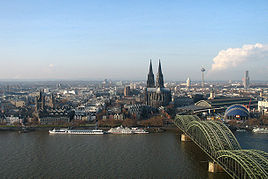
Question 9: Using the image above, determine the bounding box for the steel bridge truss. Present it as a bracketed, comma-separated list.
[217, 150, 268, 178]
[173, 115, 268, 179]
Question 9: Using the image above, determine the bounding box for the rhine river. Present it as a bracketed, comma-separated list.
[0, 129, 267, 178]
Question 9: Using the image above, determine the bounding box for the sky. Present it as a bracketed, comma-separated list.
[0, 0, 267, 81]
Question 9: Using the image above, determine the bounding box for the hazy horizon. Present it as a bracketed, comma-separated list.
[0, 1, 267, 81]
[0, 78, 267, 83]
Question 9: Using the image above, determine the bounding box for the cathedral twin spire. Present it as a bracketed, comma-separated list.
[147, 60, 155, 88]
[146, 60, 164, 88]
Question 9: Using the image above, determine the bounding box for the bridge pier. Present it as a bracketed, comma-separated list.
[208, 161, 224, 173]
[181, 134, 191, 141]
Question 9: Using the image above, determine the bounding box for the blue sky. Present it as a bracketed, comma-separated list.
[0, 0, 267, 81]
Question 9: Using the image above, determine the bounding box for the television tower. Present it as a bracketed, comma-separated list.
[201, 67, 206, 88]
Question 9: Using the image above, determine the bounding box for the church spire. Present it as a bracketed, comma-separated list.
[149, 59, 153, 74]
[156, 59, 164, 88]
[158, 60, 163, 75]
[147, 59, 155, 88]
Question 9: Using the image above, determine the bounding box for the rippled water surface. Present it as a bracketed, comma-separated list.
[0, 130, 266, 178]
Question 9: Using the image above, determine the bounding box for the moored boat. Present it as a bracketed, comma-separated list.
[108, 126, 132, 134]
[131, 127, 149, 134]
[68, 129, 104, 135]
[252, 127, 268, 134]
[49, 128, 105, 135]
[49, 128, 68, 134]
[107, 126, 149, 134]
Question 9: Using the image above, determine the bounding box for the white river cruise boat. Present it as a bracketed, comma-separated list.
[131, 127, 149, 134]
[49, 128, 105, 135]
[252, 127, 268, 134]
[108, 126, 149, 134]
[49, 128, 68, 134]
[108, 126, 132, 134]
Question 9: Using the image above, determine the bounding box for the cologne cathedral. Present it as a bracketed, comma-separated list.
[145, 60, 171, 108]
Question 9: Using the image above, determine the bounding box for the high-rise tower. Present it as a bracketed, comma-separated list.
[243, 70, 250, 89]
[124, 86, 131, 96]
[209, 86, 215, 99]
[260, 89, 263, 98]
[49, 93, 56, 109]
[35, 90, 45, 112]
[186, 77, 191, 88]
[147, 60, 155, 88]
[156, 60, 164, 88]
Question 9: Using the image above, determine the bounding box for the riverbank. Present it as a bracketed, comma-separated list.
[0, 125, 95, 131]
[0, 125, 178, 133]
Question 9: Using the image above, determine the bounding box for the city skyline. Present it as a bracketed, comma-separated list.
[0, 1, 268, 81]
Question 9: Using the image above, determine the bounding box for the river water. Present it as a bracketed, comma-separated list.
[0, 129, 267, 178]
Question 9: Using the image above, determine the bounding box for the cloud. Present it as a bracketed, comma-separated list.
[12, 74, 22, 79]
[43, 63, 56, 74]
[210, 43, 268, 72]
[48, 64, 55, 68]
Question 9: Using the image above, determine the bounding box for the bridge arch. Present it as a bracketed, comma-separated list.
[174, 115, 200, 131]
[206, 121, 241, 150]
[186, 121, 216, 155]
[173, 115, 267, 178]
[216, 150, 268, 179]
[186, 121, 241, 157]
